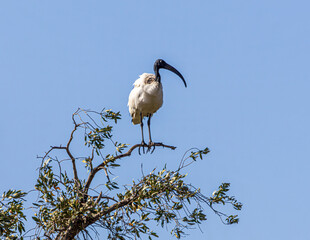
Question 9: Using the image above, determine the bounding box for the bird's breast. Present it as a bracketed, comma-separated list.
[128, 74, 164, 123]
[143, 81, 162, 97]
[138, 83, 163, 112]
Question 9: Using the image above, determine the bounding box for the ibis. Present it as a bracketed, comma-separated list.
[128, 59, 187, 153]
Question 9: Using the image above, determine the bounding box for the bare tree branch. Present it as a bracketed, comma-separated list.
[66, 123, 82, 185]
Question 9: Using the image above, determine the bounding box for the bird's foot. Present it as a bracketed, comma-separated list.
[138, 141, 147, 155]
[147, 141, 156, 154]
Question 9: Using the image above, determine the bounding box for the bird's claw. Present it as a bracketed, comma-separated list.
[146, 142, 156, 154]
[138, 142, 156, 154]
[138, 141, 147, 155]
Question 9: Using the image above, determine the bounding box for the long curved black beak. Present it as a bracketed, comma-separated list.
[162, 62, 187, 88]
[154, 59, 187, 87]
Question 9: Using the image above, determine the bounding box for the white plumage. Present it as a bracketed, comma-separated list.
[128, 73, 163, 124]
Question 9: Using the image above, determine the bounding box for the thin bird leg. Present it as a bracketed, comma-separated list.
[138, 113, 146, 155]
[147, 114, 153, 144]
[147, 114, 156, 153]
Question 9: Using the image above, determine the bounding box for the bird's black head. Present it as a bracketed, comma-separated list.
[154, 59, 167, 69]
[153, 59, 187, 87]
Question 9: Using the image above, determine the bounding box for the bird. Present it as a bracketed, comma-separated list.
[128, 59, 187, 153]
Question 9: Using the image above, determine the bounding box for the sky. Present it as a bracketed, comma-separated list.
[1, 0, 310, 239]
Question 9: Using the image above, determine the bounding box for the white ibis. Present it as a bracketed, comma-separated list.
[128, 59, 187, 153]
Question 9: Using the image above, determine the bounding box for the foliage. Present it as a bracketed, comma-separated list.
[0, 108, 242, 240]
[0, 189, 27, 239]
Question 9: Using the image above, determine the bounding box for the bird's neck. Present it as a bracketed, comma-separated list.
[154, 69, 161, 83]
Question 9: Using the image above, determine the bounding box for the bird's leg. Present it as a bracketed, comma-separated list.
[147, 114, 153, 144]
[146, 114, 155, 153]
[138, 113, 147, 155]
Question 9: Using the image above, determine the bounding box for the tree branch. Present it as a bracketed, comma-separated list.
[57, 188, 141, 240]
[66, 123, 82, 185]
[84, 142, 176, 194]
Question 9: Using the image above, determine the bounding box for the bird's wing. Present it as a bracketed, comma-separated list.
[128, 86, 142, 124]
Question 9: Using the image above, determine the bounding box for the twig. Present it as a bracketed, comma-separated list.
[40, 146, 66, 168]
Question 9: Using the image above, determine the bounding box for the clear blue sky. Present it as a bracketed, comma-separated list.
[1, 1, 309, 239]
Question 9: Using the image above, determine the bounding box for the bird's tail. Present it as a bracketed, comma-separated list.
[130, 109, 141, 125]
